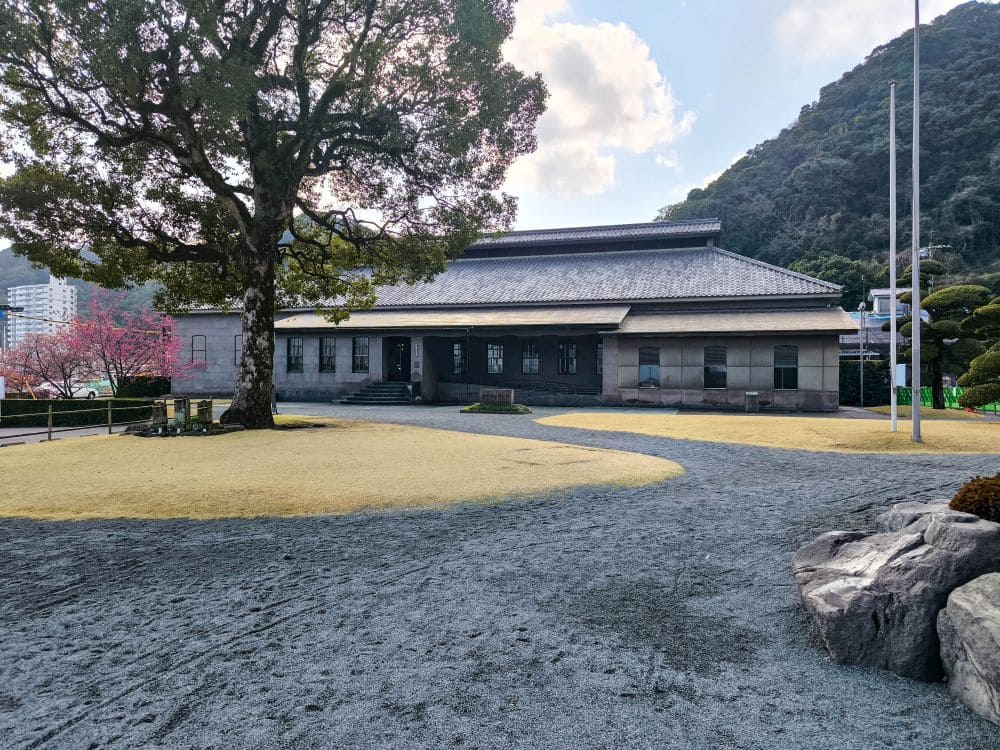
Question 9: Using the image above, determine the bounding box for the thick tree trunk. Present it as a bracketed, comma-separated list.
[931, 359, 946, 410]
[221, 256, 277, 428]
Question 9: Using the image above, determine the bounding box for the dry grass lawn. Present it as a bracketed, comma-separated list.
[864, 405, 984, 420]
[0, 418, 682, 520]
[537, 412, 1000, 454]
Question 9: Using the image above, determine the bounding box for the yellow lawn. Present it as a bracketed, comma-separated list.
[0, 418, 682, 521]
[864, 405, 984, 420]
[536, 412, 1000, 454]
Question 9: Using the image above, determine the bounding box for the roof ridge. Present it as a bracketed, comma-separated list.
[475, 217, 720, 240]
[453, 245, 711, 263]
[709, 246, 843, 292]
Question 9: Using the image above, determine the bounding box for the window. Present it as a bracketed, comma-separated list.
[286, 337, 304, 372]
[234, 334, 243, 367]
[522, 340, 540, 374]
[191, 335, 206, 363]
[452, 341, 467, 374]
[487, 342, 504, 374]
[638, 347, 660, 388]
[774, 345, 799, 390]
[704, 345, 727, 389]
[319, 337, 336, 372]
[597, 341, 603, 376]
[352, 337, 370, 373]
[558, 341, 577, 375]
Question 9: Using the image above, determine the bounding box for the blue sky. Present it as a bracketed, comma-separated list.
[502, 0, 976, 229]
[0, 0, 979, 254]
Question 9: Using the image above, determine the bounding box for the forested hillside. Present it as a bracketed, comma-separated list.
[0, 249, 156, 313]
[660, 1, 1000, 274]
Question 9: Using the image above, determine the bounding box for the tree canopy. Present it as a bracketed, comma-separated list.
[0, 0, 546, 426]
[660, 2, 1000, 272]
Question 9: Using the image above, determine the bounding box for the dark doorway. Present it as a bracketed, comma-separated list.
[384, 337, 411, 382]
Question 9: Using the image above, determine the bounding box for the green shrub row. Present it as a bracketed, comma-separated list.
[117, 376, 172, 398]
[839, 359, 891, 407]
[0, 398, 154, 428]
[460, 402, 532, 414]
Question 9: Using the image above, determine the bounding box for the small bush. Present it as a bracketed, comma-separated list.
[949, 473, 1000, 523]
[460, 402, 532, 414]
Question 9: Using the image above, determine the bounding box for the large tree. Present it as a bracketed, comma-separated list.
[0, 0, 545, 426]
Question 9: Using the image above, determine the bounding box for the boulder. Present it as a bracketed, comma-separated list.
[876, 499, 952, 533]
[938, 573, 1000, 725]
[793, 504, 1000, 680]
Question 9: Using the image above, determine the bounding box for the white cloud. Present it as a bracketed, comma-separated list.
[503, 3, 695, 196]
[773, 0, 974, 63]
[655, 150, 680, 170]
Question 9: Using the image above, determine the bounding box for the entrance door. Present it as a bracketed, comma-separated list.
[385, 337, 411, 382]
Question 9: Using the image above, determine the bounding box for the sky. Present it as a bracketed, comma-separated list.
[501, 0, 980, 229]
[0, 0, 983, 254]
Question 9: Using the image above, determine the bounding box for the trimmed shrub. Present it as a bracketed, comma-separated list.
[950, 473, 1000, 523]
[117, 376, 172, 398]
[839, 359, 891, 407]
[0, 398, 153, 428]
[460, 402, 532, 414]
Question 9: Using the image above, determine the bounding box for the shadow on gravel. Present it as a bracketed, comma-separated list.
[563, 566, 764, 674]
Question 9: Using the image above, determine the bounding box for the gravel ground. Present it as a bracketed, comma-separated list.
[2, 403, 999, 750]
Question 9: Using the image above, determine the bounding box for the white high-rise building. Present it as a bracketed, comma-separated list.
[4, 275, 78, 347]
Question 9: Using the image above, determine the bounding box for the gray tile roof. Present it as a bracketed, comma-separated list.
[373, 246, 841, 308]
[473, 218, 721, 247]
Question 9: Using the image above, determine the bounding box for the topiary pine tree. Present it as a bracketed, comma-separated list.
[958, 297, 1000, 409]
[0, 0, 546, 427]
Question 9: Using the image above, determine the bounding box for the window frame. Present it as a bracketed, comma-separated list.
[773, 345, 799, 390]
[487, 341, 504, 374]
[521, 340, 540, 375]
[703, 345, 728, 389]
[557, 340, 577, 375]
[286, 336, 304, 373]
[352, 336, 370, 373]
[596, 341, 603, 376]
[452, 341, 467, 375]
[233, 334, 243, 367]
[638, 346, 661, 389]
[191, 334, 207, 363]
[319, 337, 336, 372]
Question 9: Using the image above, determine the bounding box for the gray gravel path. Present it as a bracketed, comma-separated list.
[2, 403, 999, 749]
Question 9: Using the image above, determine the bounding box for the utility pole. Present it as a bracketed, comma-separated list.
[858, 301, 867, 408]
[889, 81, 898, 432]
[911, 0, 923, 443]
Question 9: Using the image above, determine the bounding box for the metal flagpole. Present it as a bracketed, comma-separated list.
[911, 0, 922, 443]
[889, 81, 898, 432]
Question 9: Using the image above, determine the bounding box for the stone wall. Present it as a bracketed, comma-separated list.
[607, 334, 841, 412]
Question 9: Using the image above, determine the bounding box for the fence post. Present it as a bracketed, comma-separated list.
[108, 401, 113, 435]
[47, 404, 53, 442]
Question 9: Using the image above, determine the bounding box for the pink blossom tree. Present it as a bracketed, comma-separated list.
[18, 333, 95, 398]
[69, 292, 194, 396]
[0, 342, 43, 396]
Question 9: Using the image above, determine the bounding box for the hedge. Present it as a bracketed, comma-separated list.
[117, 376, 172, 398]
[840, 359, 891, 407]
[0, 398, 153, 428]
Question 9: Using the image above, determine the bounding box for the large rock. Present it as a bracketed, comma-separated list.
[793, 503, 1000, 680]
[938, 573, 1000, 725]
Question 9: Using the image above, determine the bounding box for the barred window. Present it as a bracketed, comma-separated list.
[319, 337, 336, 372]
[558, 340, 577, 375]
[704, 345, 727, 389]
[352, 337, 369, 373]
[522, 340, 540, 374]
[487, 342, 504, 374]
[286, 337, 304, 373]
[597, 341, 603, 376]
[234, 334, 243, 367]
[638, 347, 660, 388]
[452, 341, 467, 374]
[191, 335, 206, 363]
[774, 345, 799, 390]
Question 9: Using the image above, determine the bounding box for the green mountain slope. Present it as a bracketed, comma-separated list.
[0, 249, 157, 314]
[660, 1, 1000, 271]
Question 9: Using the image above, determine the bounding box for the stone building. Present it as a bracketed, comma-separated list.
[172, 219, 856, 411]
